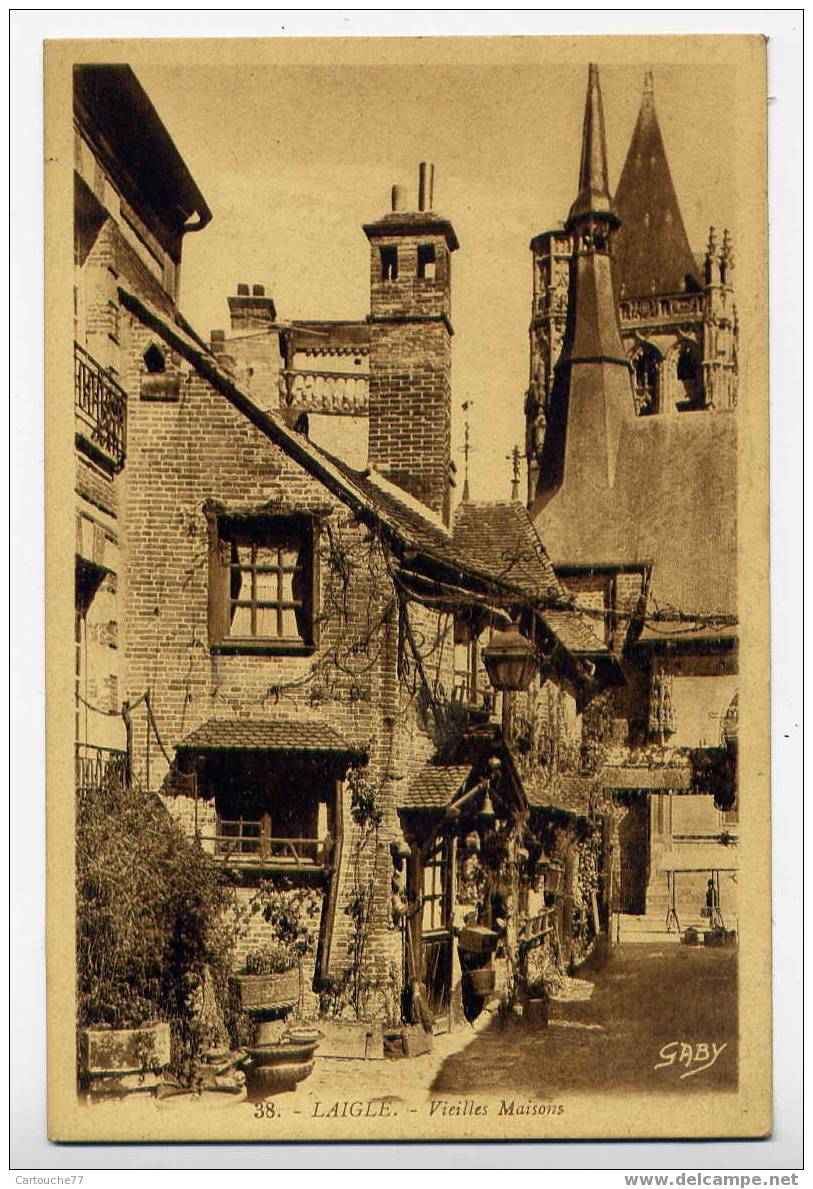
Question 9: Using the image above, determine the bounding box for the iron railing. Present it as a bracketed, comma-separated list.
[74, 342, 127, 470]
[75, 742, 129, 794]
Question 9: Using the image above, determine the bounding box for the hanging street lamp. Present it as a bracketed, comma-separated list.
[482, 622, 537, 693]
[482, 620, 537, 744]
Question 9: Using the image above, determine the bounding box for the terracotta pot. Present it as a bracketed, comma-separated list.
[247, 1059, 315, 1094]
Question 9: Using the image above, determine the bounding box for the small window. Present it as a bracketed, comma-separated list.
[380, 245, 398, 281]
[417, 243, 436, 280]
[208, 514, 318, 651]
[144, 344, 165, 374]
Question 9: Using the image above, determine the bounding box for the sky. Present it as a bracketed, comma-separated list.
[133, 52, 736, 504]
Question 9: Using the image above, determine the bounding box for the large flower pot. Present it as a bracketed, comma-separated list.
[244, 1030, 321, 1096]
[232, 969, 301, 1014]
[464, 967, 496, 997]
[78, 1021, 171, 1100]
[458, 926, 500, 957]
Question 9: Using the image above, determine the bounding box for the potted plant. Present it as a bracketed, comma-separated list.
[76, 776, 242, 1100]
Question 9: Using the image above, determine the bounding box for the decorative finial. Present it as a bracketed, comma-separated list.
[721, 227, 733, 263]
[461, 401, 473, 502]
[643, 69, 654, 97]
[568, 62, 615, 224]
[706, 225, 717, 257]
[508, 445, 521, 502]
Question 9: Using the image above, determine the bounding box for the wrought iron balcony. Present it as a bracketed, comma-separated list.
[74, 342, 127, 471]
[280, 367, 369, 415]
[75, 742, 129, 794]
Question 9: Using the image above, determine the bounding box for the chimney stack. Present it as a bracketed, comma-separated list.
[227, 281, 277, 332]
[391, 184, 408, 212]
[418, 162, 435, 211]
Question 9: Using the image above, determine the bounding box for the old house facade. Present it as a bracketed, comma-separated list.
[526, 65, 739, 936]
[72, 65, 617, 1053]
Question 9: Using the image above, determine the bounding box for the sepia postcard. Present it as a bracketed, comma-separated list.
[45, 33, 771, 1143]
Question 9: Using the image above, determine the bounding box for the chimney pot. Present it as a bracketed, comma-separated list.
[237, 283, 250, 296]
[391, 184, 408, 213]
[252, 284, 265, 297]
[211, 329, 225, 342]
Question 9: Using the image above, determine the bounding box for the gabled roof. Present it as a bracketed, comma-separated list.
[613, 72, 701, 299]
[452, 501, 563, 599]
[542, 609, 608, 655]
[399, 764, 472, 810]
[176, 718, 365, 755]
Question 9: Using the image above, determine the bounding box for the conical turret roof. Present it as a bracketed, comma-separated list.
[613, 71, 701, 298]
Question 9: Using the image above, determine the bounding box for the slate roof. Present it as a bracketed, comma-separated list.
[176, 719, 365, 754]
[452, 501, 563, 598]
[399, 764, 472, 810]
[534, 409, 738, 637]
[613, 76, 701, 299]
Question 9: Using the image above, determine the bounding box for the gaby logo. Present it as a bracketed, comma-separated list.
[654, 1041, 728, 1079]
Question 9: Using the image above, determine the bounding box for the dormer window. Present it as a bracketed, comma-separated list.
[208, 513, 319, 653]
[380, 245, 398, 281]
[417, 243, 436, 280]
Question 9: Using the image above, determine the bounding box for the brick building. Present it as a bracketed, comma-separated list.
[526, 65, 739, 935]
[72, 65, 616, 1039]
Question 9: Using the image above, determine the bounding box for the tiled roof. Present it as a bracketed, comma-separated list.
[452, 501, 563, 598]
[399, 764, 472, 810]
[542, 609, 608, 654]
[599, 765, 691, 790]
[176, 718, 365, 754]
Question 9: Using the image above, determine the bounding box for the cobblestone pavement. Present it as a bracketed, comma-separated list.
[430, 943, 738, 1097]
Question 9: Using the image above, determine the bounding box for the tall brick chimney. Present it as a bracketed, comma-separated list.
[363, 164, 459, 524]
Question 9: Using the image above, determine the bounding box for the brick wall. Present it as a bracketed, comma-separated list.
[118, 307, 447, 1006]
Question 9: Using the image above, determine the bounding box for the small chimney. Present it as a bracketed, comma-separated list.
[418, 162, 435, 211]
[391, 184, 408, 213]
[227, 282, 277, 332]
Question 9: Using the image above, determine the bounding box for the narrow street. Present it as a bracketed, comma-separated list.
[431, 943, 738, 1096]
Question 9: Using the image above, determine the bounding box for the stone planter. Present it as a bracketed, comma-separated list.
[232, 969, 301, 1014]
[78, 1021, 171, 1100]
[244, 1028, 321, 1097]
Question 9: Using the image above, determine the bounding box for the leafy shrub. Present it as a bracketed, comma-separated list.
[76, 775, 242, 1069]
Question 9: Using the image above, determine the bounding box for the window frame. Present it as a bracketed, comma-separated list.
[207, 510, 320, 656]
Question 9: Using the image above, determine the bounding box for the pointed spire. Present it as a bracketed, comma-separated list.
[613, 69, 700, 298]
[569, 63, 616, 224]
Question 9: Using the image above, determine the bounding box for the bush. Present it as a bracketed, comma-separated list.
[76, 776, 242, 1070]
